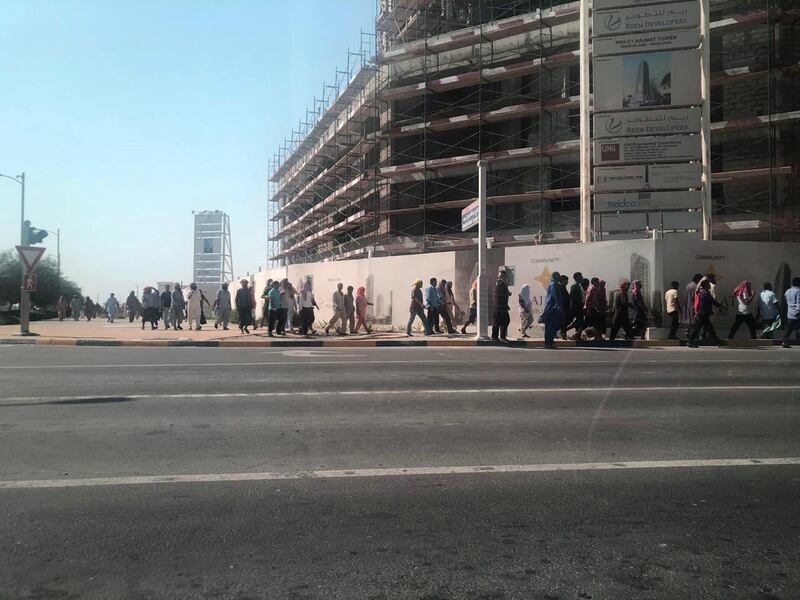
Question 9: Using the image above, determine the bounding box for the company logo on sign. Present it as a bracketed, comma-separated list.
[604, 14, 622, 31]
[600, 143, 621, 161]
[604, 117, 623, 134]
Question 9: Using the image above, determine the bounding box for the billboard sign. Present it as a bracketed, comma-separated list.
[648, 162, 702, 188]
[593, 28, 701, 56]
[594, 165, 648, 191]
[595, 163, 702, 191]
[593, 50, 701, 111]
[594, 190, 702, 212]
[594, 107, 701, 138]
[593, 135, 701, 165]
[593, 2, 700, 37]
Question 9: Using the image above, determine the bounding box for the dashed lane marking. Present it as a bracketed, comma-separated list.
[0, 358, 797, 370]
[1, 385, 798, 405]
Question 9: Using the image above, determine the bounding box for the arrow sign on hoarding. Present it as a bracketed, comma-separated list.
[15, 245, 46, 274]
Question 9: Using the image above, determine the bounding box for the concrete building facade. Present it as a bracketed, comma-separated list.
[268, 0, 798, 267]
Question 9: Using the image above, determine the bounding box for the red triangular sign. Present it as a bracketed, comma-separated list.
[15, 245, 46, 273]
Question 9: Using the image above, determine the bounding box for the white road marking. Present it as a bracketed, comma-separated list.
[0, 358, 796, 370]
[2, 385, 798, 405]
[282, 350, 367, 358]
[2, 457, 798, 489]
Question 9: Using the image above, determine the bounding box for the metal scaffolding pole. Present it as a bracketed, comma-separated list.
[700, 0, 713, 240]
[579, 0, 592, 243]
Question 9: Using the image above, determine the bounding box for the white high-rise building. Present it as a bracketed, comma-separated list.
[192, 210, 233, 286]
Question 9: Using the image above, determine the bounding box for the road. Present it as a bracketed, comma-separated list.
[1, 345, 799, 599]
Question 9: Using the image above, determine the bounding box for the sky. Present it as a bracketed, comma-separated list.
[0, 0, 374, 300]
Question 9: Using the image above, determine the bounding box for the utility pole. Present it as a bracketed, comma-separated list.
[17, 172, 35, 336]
[46, 228, 61, 293]
[57, 228, 60, 291]
[0, 172, 37, 336]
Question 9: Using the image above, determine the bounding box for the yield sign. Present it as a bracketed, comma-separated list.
[15, 245, 46, 274]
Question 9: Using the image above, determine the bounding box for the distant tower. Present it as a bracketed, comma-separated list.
[632, 60, 652, 107]
[192, 210, 233, 286]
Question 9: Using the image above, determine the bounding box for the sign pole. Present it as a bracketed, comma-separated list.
[476, 160, 489, 340]
[17, 173, 36, 336]
[700, 0, 712, 240]
[579, 0, 592, 243]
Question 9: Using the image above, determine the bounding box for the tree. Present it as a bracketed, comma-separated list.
[0, 249, 82, 309]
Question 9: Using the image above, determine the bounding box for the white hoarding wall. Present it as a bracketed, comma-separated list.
[593, 135, 701, 164]
[506, 240, 659, 329]
[594, 190, 701, 212]
[593, 2, 700, 37]
[593, 50, 702, 111]
[593, 28, 700, 56]
[254, 251, 459, 331]
[249, 239, 800, 334]
[594, 107, 701, 138]
[660, 240, 800, 328]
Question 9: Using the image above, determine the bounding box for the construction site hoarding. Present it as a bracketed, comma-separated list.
[593, 2, 700, 37]
[594, 107, 701, 138]
[594, 190, 702, 212]
[593, 50, 702, 111]
[593, 134, 701, 165]
[593, 28, 701, 56]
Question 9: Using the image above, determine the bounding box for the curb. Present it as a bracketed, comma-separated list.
[0, 337, 790, 349]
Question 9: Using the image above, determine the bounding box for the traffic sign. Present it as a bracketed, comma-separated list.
[461, 199, 480, 232]
[15, 245, 46, 274]
[23, 273, 37, 292]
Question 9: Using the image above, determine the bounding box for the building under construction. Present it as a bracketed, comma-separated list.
[267, 0, 799, 267]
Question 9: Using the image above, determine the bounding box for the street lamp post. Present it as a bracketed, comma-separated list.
[45, 228, 61, 293]
[0, 172, 36, 335]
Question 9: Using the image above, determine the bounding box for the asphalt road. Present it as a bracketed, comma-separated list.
[1, 345, 799, 599]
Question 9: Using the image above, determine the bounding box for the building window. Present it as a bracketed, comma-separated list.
[203, 239, 215, 253]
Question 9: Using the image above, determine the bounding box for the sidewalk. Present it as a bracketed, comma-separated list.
[0, 319, 789, 348]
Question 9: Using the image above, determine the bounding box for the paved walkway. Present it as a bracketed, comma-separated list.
[0, 318, 789, 348]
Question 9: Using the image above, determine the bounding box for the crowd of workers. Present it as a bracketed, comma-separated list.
[54, 271, 800, 348]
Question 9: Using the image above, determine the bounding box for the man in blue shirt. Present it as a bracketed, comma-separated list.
[425, 277, 441, 335]
[783, 277, 800, 348]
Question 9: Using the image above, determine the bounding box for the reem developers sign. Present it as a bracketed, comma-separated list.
[594, 108, 701, 138]
[593, 2, 700, 37]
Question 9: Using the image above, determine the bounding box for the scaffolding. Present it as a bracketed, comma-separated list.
[267, 0, 800, 266]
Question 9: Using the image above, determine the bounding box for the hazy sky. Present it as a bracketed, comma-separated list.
[0, 0, 374, 299]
